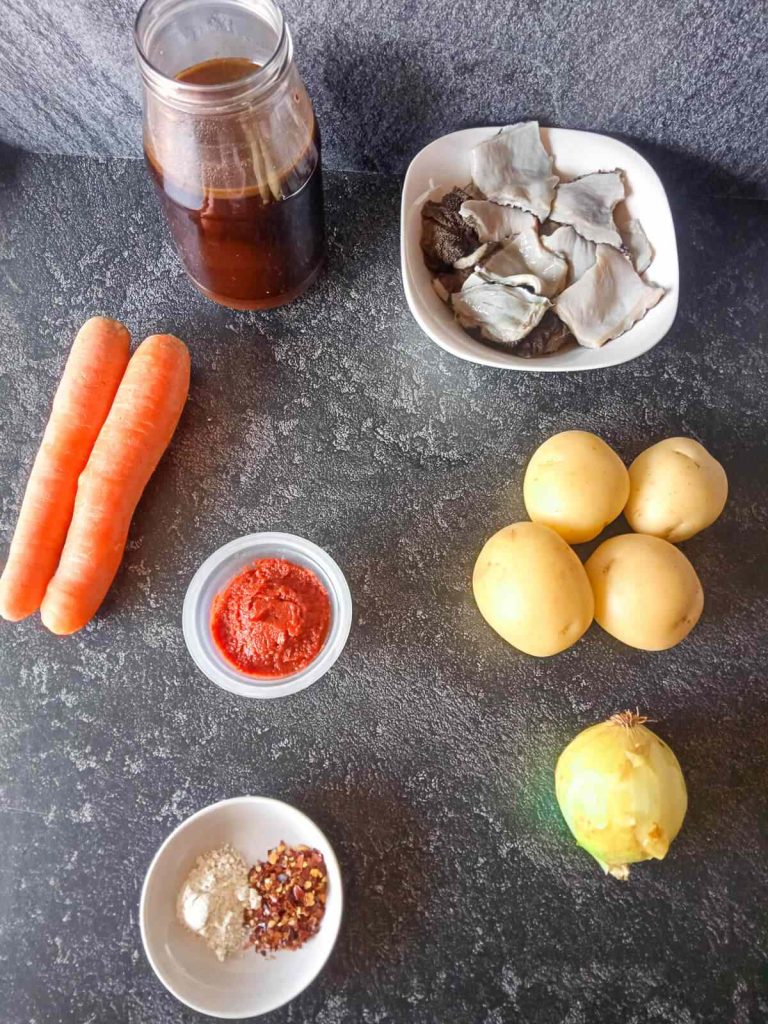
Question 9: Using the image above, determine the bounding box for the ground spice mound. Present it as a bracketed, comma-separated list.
[244, 842, 328, 953]
[176, 844, 249, 961]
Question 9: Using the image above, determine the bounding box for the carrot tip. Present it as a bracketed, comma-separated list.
[0, 607, 31, 623]
[40, 606, 81, 636]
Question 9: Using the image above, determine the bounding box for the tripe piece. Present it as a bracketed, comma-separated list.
[550, 171, 625, 246]
[471, 122, 558, 221]
[452, 272, 550, 346]
[459, 200, 537, 242]
[555, 244, 664, 348]
[542, 225, 597, 285]
[620, 217, 653, 273]
[478, 228, 568, 298]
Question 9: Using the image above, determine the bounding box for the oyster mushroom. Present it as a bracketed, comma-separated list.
[478, 228, 568, 298]
[620, 217, 654, 273]
[451, 272, 550, 346]
[459, 200, 538, 243]
[471, 121, 558, 221]
[542, 225, 598, 285]
[550, 171, 625, 247]
[554, 244, 664, 348]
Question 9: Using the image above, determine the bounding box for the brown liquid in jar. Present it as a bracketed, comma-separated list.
[145, 57, 325, 310]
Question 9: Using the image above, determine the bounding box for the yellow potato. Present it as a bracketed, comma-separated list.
[585, 534, 704, 651]
[625, 437, 728, 542]
[473, 522, 594, 657]
[523, 430, 630, 544]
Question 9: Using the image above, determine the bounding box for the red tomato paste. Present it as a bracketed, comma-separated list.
[211, 558, 331, 678]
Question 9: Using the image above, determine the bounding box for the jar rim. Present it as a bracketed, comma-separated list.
[133, 0, 290, 108]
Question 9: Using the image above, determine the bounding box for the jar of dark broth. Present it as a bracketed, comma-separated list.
[134, 0, 325, 310]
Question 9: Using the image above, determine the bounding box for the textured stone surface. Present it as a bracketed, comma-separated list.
[1, 0, 767, 196]
[0, 147, 767, 1023]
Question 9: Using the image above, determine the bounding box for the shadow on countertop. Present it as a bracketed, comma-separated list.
[0, 140, 24, 189]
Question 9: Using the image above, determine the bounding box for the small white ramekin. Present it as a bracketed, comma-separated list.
[139, 795, 343, 1018]
[182, 533, 352, 699]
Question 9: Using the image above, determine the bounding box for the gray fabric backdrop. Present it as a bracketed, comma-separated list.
[1, 0, 766, 193]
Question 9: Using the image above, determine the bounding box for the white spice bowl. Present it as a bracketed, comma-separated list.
[140, 796, 343, 1019]
[182, 532, 352, 700]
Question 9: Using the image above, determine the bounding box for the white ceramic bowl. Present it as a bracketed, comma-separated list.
[140, 796, 343, 1019]
[183, 533, 352, 699]
[400, 126, 679, 372]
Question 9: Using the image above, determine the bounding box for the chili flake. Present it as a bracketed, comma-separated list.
[244, 842, 328, 953]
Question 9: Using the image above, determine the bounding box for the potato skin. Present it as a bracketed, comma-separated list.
[472, 522, 594, 657]
[624, 437, 728, 543]
[523, 430, 630, 544]
[585, 534, 704, 651]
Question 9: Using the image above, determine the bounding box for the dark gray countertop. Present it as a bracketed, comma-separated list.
[0, 147, 767, 1024]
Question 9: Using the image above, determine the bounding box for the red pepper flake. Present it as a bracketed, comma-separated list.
[244, 842, 328, 954]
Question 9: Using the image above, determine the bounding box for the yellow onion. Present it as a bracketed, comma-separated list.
[555, 711, 687, 880]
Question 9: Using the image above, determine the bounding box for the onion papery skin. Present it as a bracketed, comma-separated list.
[555, 713, 688, 880]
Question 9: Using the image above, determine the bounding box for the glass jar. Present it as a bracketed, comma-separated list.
[134, 0, 325, 310]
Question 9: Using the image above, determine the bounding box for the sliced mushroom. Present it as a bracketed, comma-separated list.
[452, 272, 550, 346]
[620, 218, 653, 273]
[555, 244, 664, 348]
[549, 171, 625, 247]
[459, 200, 538, 243]
[542, 225, 598, 285]
[471, 122, 558, 221]
[478, 228, 568, 298]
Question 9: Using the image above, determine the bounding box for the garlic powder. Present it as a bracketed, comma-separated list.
[176, 844, 250, 961]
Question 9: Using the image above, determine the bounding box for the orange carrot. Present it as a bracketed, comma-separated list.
[0, 317, 131, 622]
[40, 334, 191, 635]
